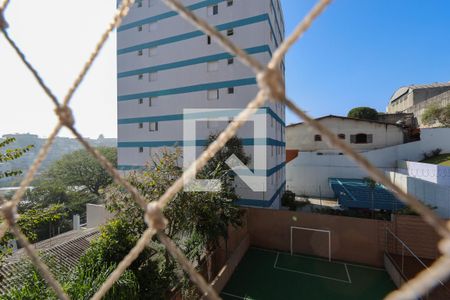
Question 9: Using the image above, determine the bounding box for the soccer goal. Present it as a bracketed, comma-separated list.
[290, 226, 331, 262]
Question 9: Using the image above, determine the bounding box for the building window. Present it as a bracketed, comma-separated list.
[350, 133, 373, 144]
[138, 50, 143, 56]
[314, 134, 322, 142]
[138, 25, 142, 32]
[149, 72, 157, 82]
[139, 147, 144, 153]
[271, 145, 274, 157]
[207, 89, 219, 100]
[148, 47, 157, 57]
[227, 29, 234, 36]
[227, 58, 234, 65]
[207, 35, 211, 45]
[148, 97, 153, 107]
[138, 74, 143, 80]
[227, 0, 234, 6]
[207, 61, 219, 72]
[227, 87, 234, 94]
[137, 0, 142, 8]
[138, 98, 143, 104]
[149, 122, 158, 132]
[208, 5, 218, 16]
[138, 123, 143, 129]
[338, 134, 346, 140]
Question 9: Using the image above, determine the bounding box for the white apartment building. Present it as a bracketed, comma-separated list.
[117, 0, 285, 208]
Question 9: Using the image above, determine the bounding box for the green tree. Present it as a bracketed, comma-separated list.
[0, 137, 33, 179]
[421, 103, 450, 127]
[0, 204, 67, 262]
[347, 107, 379, 120]
[43, 147, 117, 196]
[103, 143, 245, 293]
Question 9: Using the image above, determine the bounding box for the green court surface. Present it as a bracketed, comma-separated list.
[221, 248, 396, 300]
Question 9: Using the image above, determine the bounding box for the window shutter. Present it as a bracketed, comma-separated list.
[367, 134, 373, 143]
[350, 135, 356, 143]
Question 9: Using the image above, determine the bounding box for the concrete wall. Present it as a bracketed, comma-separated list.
[286, 128, 450, 198]
[398, 161, 450, 187]
[387, 86, 450, 127]
[387, 171, 450, 218]
[86, 204, 114, 228]
[246, 208, 442, 267]
[286, 117, 405, 152]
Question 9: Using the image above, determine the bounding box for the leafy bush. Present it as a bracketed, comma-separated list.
[0, 251, 138, 300]
[422, 103, 450, 127]
[347, 107, 378, 120]
[282, 190, 296, 211]
[423, 148, 442, 160]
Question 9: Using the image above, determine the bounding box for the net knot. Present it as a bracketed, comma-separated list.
[55, 106, 75, 127]
[0, 8, 8, 30]
[145, 202, 168, 231]
[256, 67, 286, 103]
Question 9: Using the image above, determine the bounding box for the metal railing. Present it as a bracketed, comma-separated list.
[1, 0, 450, 299]
[385, 228, 450, 299]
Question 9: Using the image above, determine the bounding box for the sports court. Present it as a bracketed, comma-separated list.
[221, 248, 396, 300]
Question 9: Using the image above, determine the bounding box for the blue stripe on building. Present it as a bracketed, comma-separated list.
[118, 0, 227, 32]
[117, 77, 256, 101]
[234, 181, 286, 208]
[118, 45, 271, 78]
[117, 14, 277, 55]
[117, 138, 285, 148]
[119, 161, 285, 177]
[118, 106, 285, 126]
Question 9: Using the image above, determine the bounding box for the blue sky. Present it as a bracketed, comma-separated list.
[282, 0, 450, 125]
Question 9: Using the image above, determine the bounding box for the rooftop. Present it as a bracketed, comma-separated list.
[287, 115, 404, 128]
[389, 82, 450, 103]
[0, 228, 99, 294]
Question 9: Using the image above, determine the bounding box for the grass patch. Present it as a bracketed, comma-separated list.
[421, 153, 450, 166]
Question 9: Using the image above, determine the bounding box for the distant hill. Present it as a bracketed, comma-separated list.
[0, 133, 116, 187]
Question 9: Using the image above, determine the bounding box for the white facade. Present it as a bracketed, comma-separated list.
[286, 128, 450, 198]
[117, 0, 285, 208]
[286, 115, 405, 153]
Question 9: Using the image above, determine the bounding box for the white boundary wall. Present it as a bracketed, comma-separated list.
[398, 161, 450, 187]
[286, 128, 450, 198]
[86, 204, 114, 228]
[387, 172, 450, 218]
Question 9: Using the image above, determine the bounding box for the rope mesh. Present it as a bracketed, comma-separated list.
[0, 0, 449, 299]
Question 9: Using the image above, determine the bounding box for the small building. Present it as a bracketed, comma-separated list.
[286, 115, 405, 153]
[386, 82, 450, 127]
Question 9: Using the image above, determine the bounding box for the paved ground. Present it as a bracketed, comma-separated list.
[221, 248, 396, 300]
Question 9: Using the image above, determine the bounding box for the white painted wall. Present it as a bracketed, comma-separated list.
[286, 128, 450, 198]
[398, 161, 450, 187]
[286, 117, 405, 152]
[86, 204, 114, 228]
[387, 172, 450, 218]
